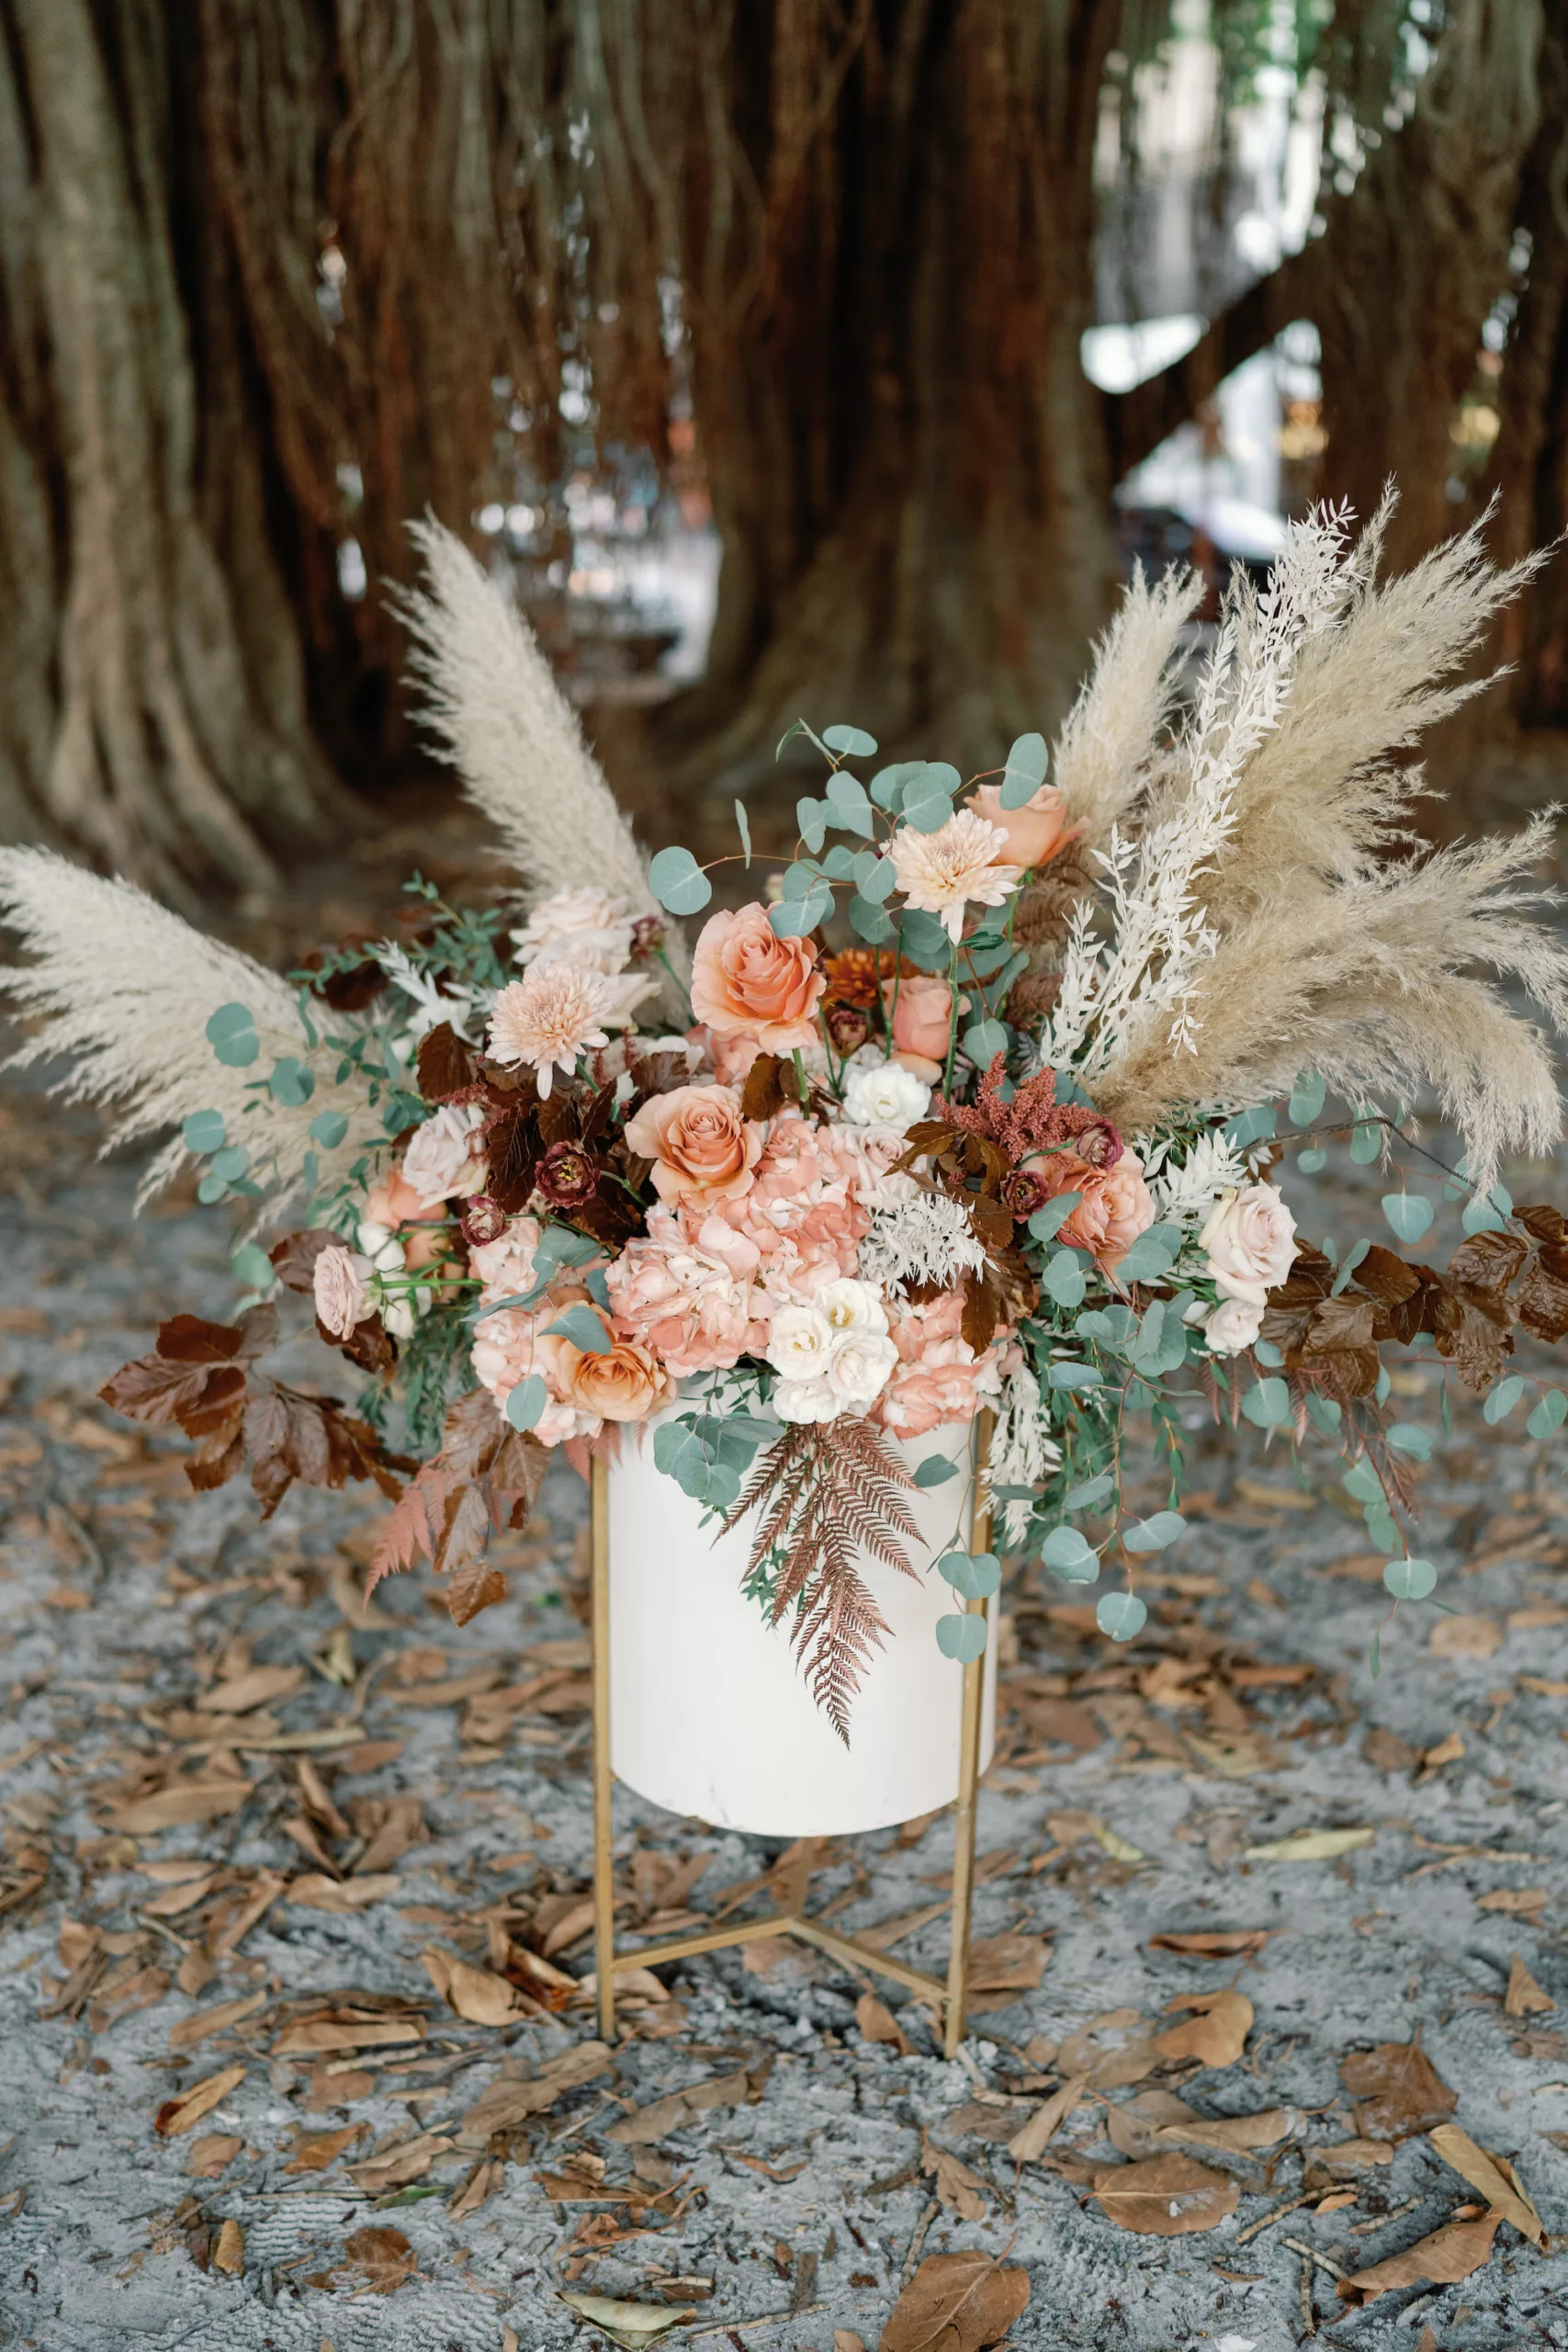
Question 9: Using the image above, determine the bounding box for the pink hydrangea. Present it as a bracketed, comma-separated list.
[606, 1206, 771, 1377]
[468, 1214, 544, 1299]
[709, 1112, 870, 1286]
[872, 1287, 1004, 1437]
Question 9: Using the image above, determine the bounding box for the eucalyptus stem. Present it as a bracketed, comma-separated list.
[942, 942, 962, 1097]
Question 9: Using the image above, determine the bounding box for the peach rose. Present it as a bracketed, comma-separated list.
[536, 1313, 671, 1423]
[689, 1024, 764, 1087]
[367, 1170, 447, 1271]
[624, 1083, 763, 1207]
[691, 903, 826, 1051]
[1043, 1148, 1155, 1275]
[966, 781, 1081, 871]
[882, 974, 953, 1072]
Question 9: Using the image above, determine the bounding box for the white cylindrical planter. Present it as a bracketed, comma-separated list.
[605, 1414, 996, 1837]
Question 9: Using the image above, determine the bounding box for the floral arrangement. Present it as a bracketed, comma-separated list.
[6, 500, 1568, 1737]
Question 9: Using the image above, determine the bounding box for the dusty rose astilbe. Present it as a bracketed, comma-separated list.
[936, 1055, 1122, 1175]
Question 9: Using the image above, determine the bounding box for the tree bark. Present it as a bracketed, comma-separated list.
[0, 0, 347, 898]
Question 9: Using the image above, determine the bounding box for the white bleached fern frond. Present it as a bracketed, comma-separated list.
[985, 1364, 1059, 1548]
[397, 521, 687, 985]
[1148, 1127, 1248, 1225]
[0, 848, 380, 1210]
[857, 1192, 989, 1299]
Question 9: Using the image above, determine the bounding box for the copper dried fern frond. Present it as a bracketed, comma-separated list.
[721, 1417, 922, 1746]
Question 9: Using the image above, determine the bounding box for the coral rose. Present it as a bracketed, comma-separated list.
[966, 781, 1081, 871]
[624, 1083, 763, 1208]
[1043, 1148, 1155, 1276]
[1199, 1182, 1298, 1306]
[536, 1313, 671, 1423]
[691, 903, 826, 1051]
[882, 974, 953, 1076]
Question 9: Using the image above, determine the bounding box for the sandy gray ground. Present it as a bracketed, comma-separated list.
[1, 1075, 1566, 2352]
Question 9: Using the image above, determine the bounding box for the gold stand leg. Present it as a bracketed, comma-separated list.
[590, 1453, 616, 2042]
[943, 1408, 993, 2060]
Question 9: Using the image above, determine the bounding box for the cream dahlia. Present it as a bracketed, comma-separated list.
[888, 809, 1022, 941]
[487, 965, 615, 1097]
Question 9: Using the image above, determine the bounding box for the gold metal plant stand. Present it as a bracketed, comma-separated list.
[590, 1415, 993, 2060]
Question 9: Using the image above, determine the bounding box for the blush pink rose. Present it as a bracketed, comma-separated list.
[965, 781, 1081, 871]
[1199, 1182, 1298, 1306]
[313, 1246, 372, 1340]
[882, 974, 953, 1072]
[691, 903, 826, 1051]
[624, 1083, 764, 1207]
[1042, 1148, 1155, 1275]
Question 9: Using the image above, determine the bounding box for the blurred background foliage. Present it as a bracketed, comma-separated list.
[0, 0, 1562, 909]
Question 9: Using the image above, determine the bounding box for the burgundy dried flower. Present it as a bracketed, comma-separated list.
[458, 1194, 510, 1248]
[1000, 1168, 1049, 1217]
[826, 1002, 870, 1055]
[629, 913, 666, 964]
[535, 1140, 600, 1209]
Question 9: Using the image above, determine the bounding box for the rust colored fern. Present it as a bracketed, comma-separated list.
[723, 1419, 922, 1746]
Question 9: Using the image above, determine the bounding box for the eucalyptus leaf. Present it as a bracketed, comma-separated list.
[1288, 1070, 1325, 1125]
[898, 909, 955, 970]
[849, 895, 897, 944]
[310, 1109, 348, 1149]
[1296, 1147, 1328, 1173]
[1383, 1556, 1437, 1600]
[647, 845, 712, 916]
[1382, 1192, 1434, 1244]
[939, 1550, 1001, 1600]
[1224, 1105, 1276, 1148]
[1048, 1360, 1100, 1390]
[231, 1244, 275, 1292]
[1122, 1510, 1186, 1555]
[1484, 1374, 1527, 1424]
[544, 1305, 613, 1354]
[912, 1454, 961, 1488]
[822, 723, 878, 756]
[963, 1018, 1009, 1066]
[1112, 1222, 1182, 1285]
[269, 1055, 315, 1107]
[1028, 1193, 1081, 1245]
[853, 850, 897, 900]
[1042, 1525, 1099, 1582]
[936, 1613, 987, 1663]
[1097, 1591, 1148, 1643]
[1529, 1388, 1568, 1440]
[998, 730, 1048, 808]
[182, 1108, 227, 1155]
[1241, 1375, 1291, 1427]
[1386, 1422, 1432, 1459]
[1043, 1250, 1089, 1310]
[504, 1374, 548, 1431]
[734, 797, 751, 866]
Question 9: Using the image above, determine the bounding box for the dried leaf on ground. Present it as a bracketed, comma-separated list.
[1245, 1827, 1373, 1861]
[1046, 1809, 1144, 1861]
[272, 2012, 424, 2056]
[1339, 2041, 1456, 2139]
[348, 2130, 454, 2191]
[558, 2292, 696, 2348]
[1428, 1614, 1502, 1659]
[966, 1932, 1047, 1993]
[1313, 2139, 1393, 2177]
[1147, 1930, 1270, 1957]
[167, 1993, 266, 2052]
[1106, 2091, 1198, 2160]
[1362, 1725, 1419, 1772]
[1419, 1730, 1466, 1771]
[856, 1993, 914, 2054]
[1505, 1954, 1553, 2017]
[1427, 2124, 1545, 2246]
[1478, 1887, 1548, 1916]
[1338, 2211, 1500, 2304]
[153, 2064, 246, 2137]
[1091, 2154, 1239, 2235]
[186, 2133, 243, 2178]
[457, 2041, 613, 2145]
[1008, 2075, 1089, 2161]
[286, 1872, 400, 1911]
[283, 2123, 364, 2174]
[422, 1946, 527, 2026]
[112, 1782, 251, 1834]
[212, 2218, 244, 2275]
[200, 1665, 305, 1713]
[878, 2250, 1030, 2352]
[920, 2129, 988, 2219]
[1057, 2008, 1163, 2089]
[607, 2067, 752, 2146]
[1157, 2109, 1291, 2155]
[336, 2225, 417, 2294]
[1156, 1990, 1252, 2068]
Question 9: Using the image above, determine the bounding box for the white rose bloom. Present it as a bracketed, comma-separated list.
[773, 1376, 840, 1423]
[842, 1059, 931, 1131]
[401, 1102, 487, 1205]
[512, 886, 636, 975]
[356, 1218, 406, 1276]
[1198, 1182, 1299, 1307]
[1203, 1295, 1266, 1356]
[765, 1303, 836, 1381]
[826, 1327, 898, 1408]
[815, 1276, 889, 1337]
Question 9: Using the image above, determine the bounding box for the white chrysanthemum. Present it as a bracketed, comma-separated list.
[986, 1364, 1060, 1548]
[488, 965, 615, 1096]
[1149, 1126, 1248, 1224]
[856, 1192, 988, 1299]
[513, 886, 637, 975]
[889, 809, 1022, 941]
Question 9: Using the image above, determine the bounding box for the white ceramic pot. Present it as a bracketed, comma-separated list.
[605, 1414, 996, 1837]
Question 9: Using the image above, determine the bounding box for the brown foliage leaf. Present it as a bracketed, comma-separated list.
[920, 2130, 989, 2220]
[1091, 2153, 1238, 2234]
[186, 2132, 243, 2179]
[1147, 1930, 1270, 1957]
[1428, 2123, 1545, 2246]
[422, 1946, 526, 2027]
[417, 1021, 485, 1101]
[1505, 1953, 1553, 2017]
[1057, 2007, 1163, 2089]
[1339, 2211, 1500, 2304]
[855, 1992, 913, 2055]
[1155, 1989, 1252, 2068]
[1339, 2040, 1456, 2139]
[283, 2123, 364, 2174]
[1516, 1260, 1568, 1341]
[457, 2041, 613, 2145]
[878, 2251, 1031, 2352]
[367, 1387, 545, 1600]
[153, 2064, 247, 2137]
[740, 1053, 790, 1121]
[268, 1229, 339, 1292]
[337, 2225, 416, 2295]
[1008, 2075, 1089, 2161]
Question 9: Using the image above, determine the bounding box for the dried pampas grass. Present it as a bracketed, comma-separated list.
[1043, 495, 1564, 1191]
[0, 848, 378, 1209]
[397, 521, 687, 988]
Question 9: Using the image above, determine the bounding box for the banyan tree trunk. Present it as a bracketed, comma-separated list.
[0, 0, 347, 899]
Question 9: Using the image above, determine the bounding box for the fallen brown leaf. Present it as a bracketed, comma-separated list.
[286, 1871, 401, 1912]
[1477, 1887, 1548, 1916]
[112, 1782, 251, 1834]
[201, 1665, 305, 1713]
[1362, 1725, 1419, 1773]
[920, 2129, 988, 2219]
[1046, 1809, 1144, 1862]
[456, 2040, 613, 2146]
[186, 2132, 243, 2179]
[1339, 2041, 1457, 2139]
[422, 1946, 526, 2027]
[878, 2250, 1030, 2352]
[1427, 2123, 1545, 2247]
[348, 2130, 454, 2191]
[1105, 2090, 1197, 2160]
[1314, 2139, 1393, 2177]
[337, 2224, 416, 2294]
[558, 2291, 695, 2348]
[1338, 2210, 1500, 2304]
[1428, 1614, 1502, 1659]
[1156, 2108, 1291, 2155]
[1008, 2075, 1089, 2162]
[965, 1931, 1047, 1994]
[606, 2067, 752, 2146]
[1156, 1989, 1252, 2068]
[212, 2218, 244, 2275]
[154, 2064, 246, 2137]
[447, 2156, 503, 2219]
[1057, 2008, 1163, 2089]
[1505, 1953, 1553, 2017]
[1419, 1730, 1466, 1772]
[1245, 1827, 1373, 1861]
[856, 1992, 914, 2055]
[1091, 2153, 1238, 2235]
[1146, 1930, 1270, 1957]
[273, 2013, 424, 2055]
[167, 1994, 267, 2053]
[283, 2123, 364, 2174]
